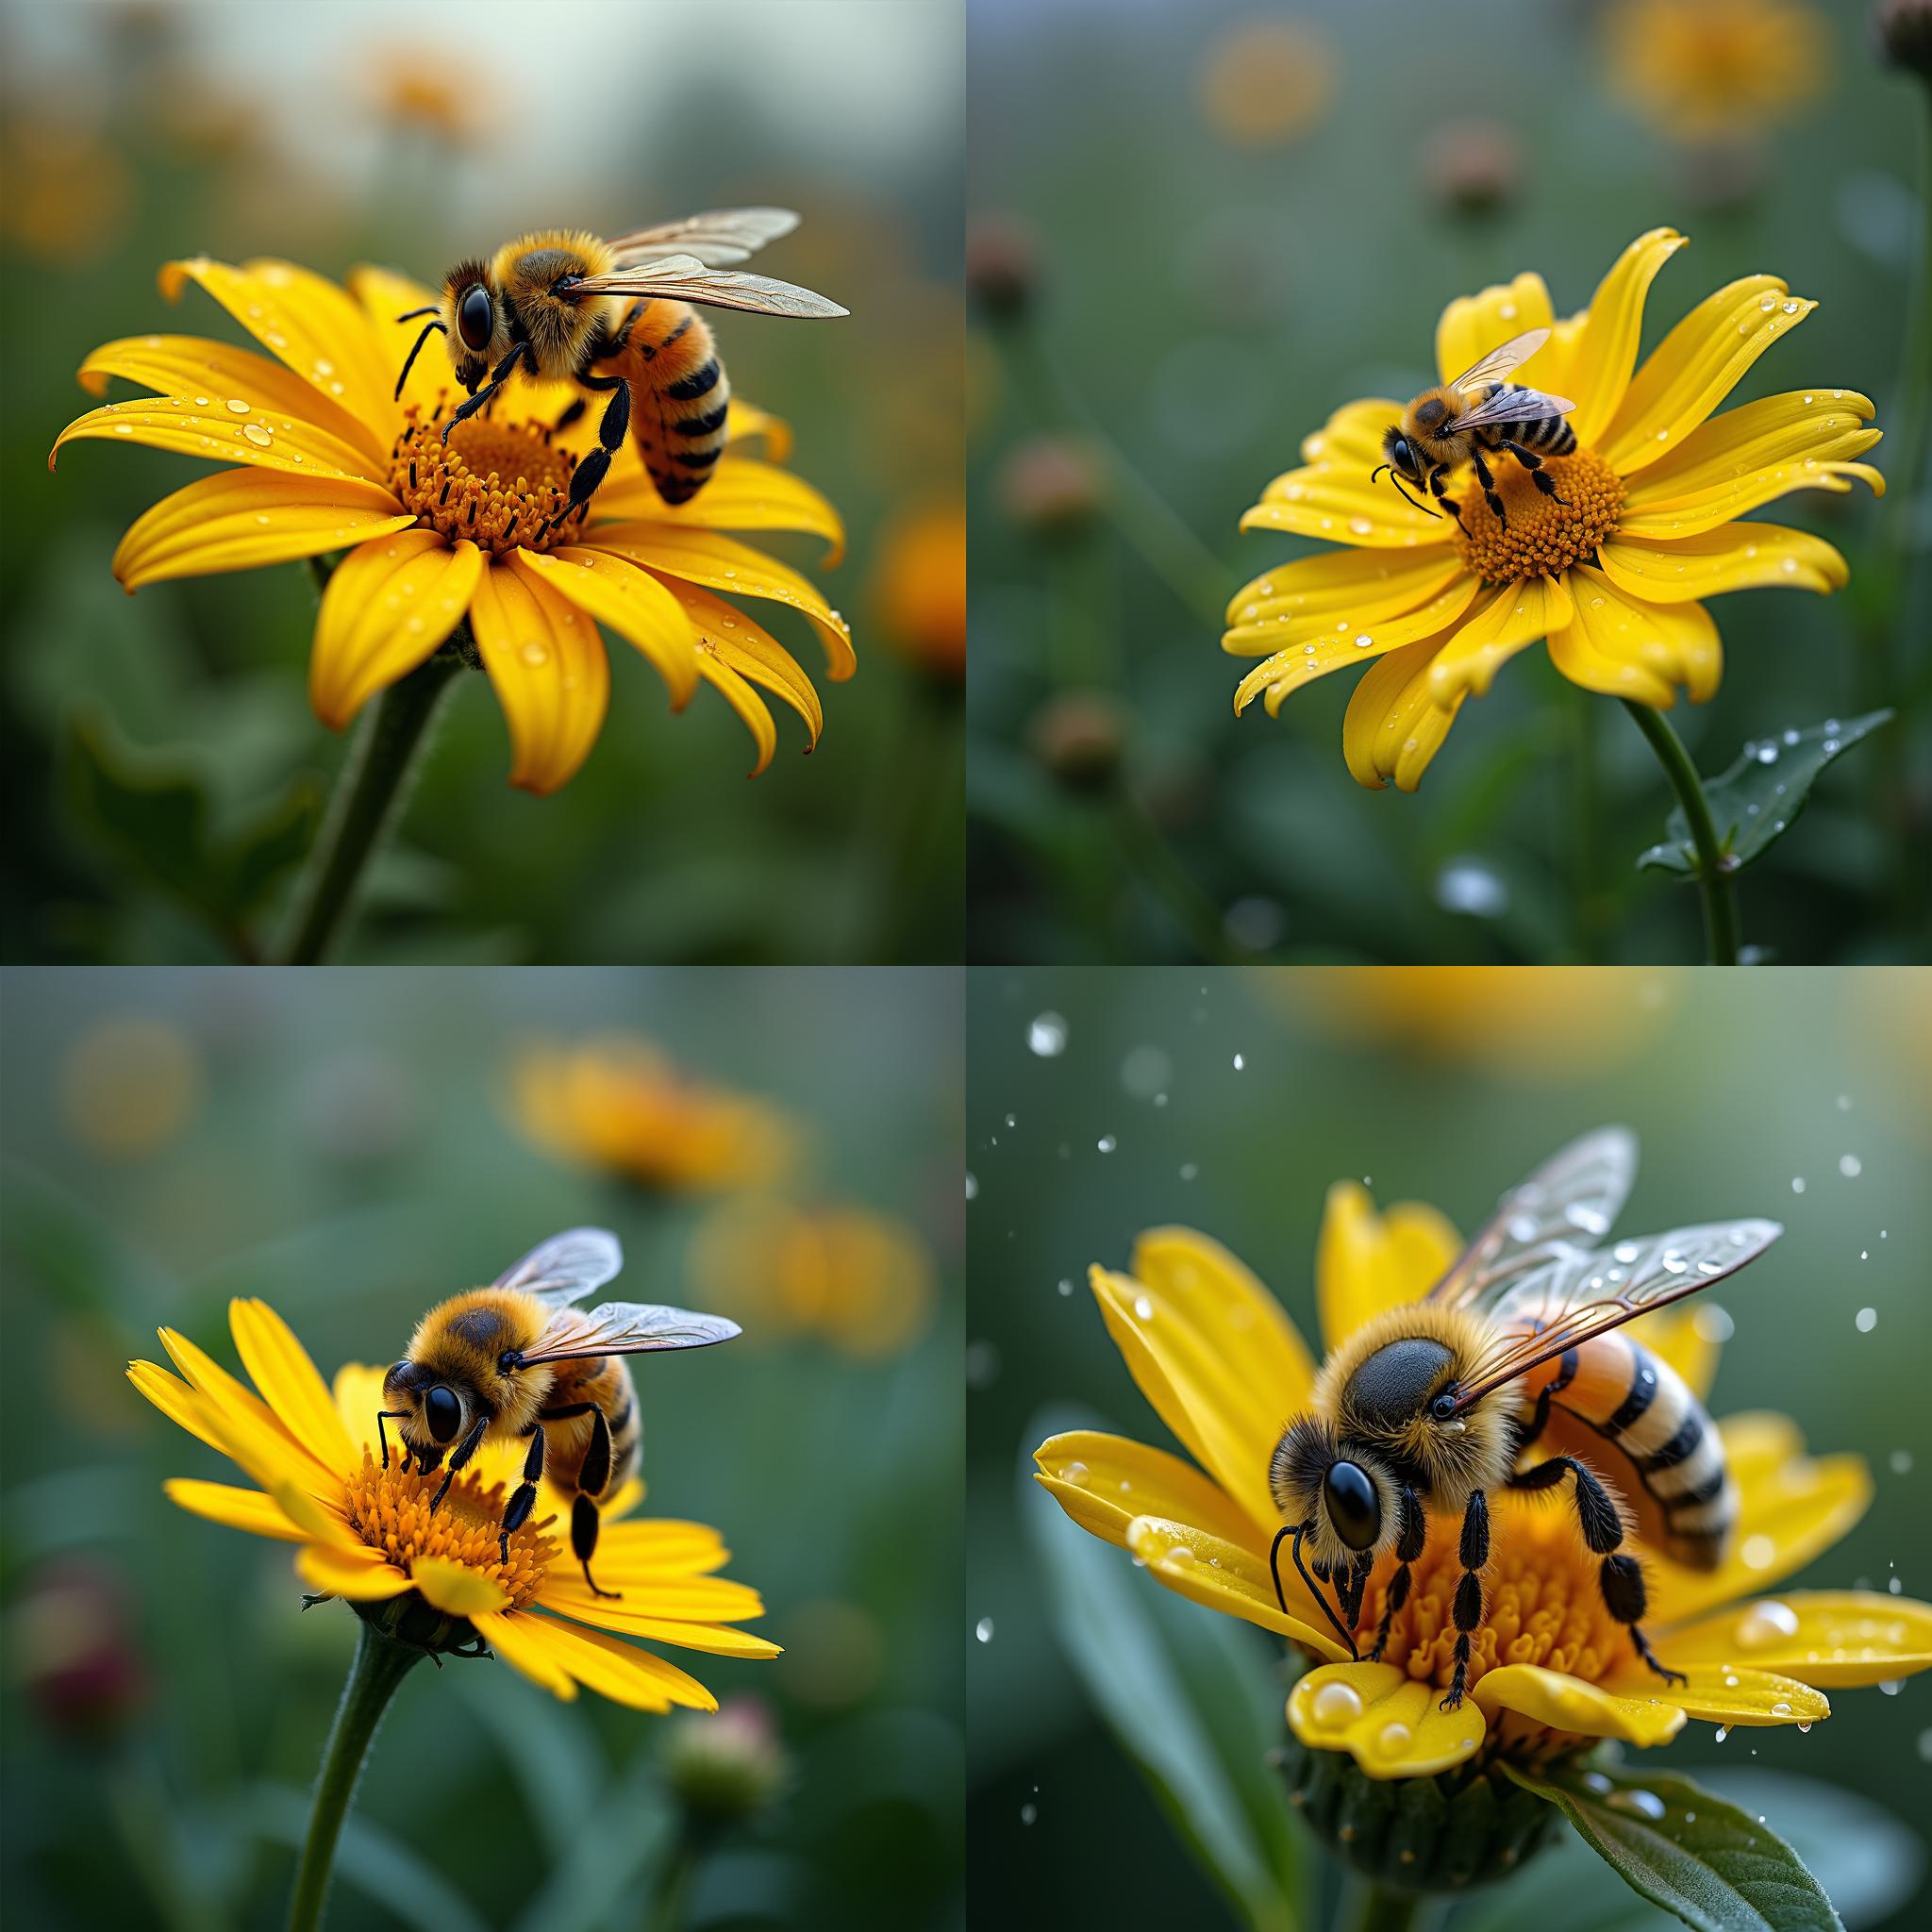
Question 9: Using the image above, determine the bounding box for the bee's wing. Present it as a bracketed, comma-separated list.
[1444, 386, 1577, 434]
[493, 1227, 623, 1307]
[608, 207, 800, 269]
[1427, 1127, 1638, 1311]
[1446, 1218, 1782, 1412]
[1447, 326, 1553, 394]
[517, 1299, 742, 1364]
[571, 256, 848, 319]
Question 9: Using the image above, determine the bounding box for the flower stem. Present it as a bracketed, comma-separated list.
[1345, 1879, 1425, 1932]
[287, 1621, 423, 1932]
[1620, 699, 1739, 966]
[279, 649, 466, 964]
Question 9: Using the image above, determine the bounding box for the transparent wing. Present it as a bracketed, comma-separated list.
[571, 258, 848, 318]
[608, 207, 800, 269]
[519, 1299, 743, 1364]
[1448, 326, 1553, 394]
[493, 1228, 624, 1307]
[1449, 1217, 1783, 1412]
[1445, 386, 1576, 435]
[1428, 1127, 1638, 1312]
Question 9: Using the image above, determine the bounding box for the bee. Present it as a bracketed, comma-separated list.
[1374, 327, 1577, 530]
[378, 1228, 740, 1599]
[1269, 1128, 1779, 1709]
[392, 208, 845, 533]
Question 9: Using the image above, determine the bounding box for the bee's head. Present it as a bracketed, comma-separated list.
[381, 1357, 470, 1457]
[1269, 1413, 1395, 1573]
[439, 261, 506, 392]
[1377, 424, 1424, 486]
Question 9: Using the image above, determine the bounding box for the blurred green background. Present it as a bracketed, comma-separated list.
[2, 0, 963, 964]
[966, 965, 1931, 1927]
[967, 0, 1930, 965]
[0, 965, 963, 1930]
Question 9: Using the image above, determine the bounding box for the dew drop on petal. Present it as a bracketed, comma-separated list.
[1133, 1293, 1153, 1321]
[1349, 516, 1374, 536]
[1714, 1725, 1729, 1742]
[1739, 1536, 1778, 1573]
[1062, 1460, 1088, 1484]
[1378, 1721, 1412, 1752]
[226, 398, 251, 414]
[1311, 1681, 1363, 1728]
[520, 641, 549, 667]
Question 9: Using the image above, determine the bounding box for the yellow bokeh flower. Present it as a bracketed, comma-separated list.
[52, 258, 854, 791]
[1036, 1185, 1928, 1783]
[513, 1036, 798, 1194]
[1197, 16, 1337, 149]
[131, 1300, 778, 1707]
[1224, 230, 1881, 791]
[872, 501, 966, 683]
[1604, 0, 1830, 143]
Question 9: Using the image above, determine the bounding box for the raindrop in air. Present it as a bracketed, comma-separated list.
[1027, 1013, 1068, 1057]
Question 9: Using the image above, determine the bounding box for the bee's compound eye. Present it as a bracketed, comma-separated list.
[458, 284, 493, 352]
[1394, 439, 1415, 475]
[424, 1385, 462, 1442]
[1323, 1460, 1381, 1552]
[1431, 1388, 1459, 1423]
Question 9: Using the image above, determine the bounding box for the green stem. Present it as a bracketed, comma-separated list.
[1568, 680, 1603, 960]
[1620, 699, 1740, 966]
[1345, 1878, 1425, 1932]
[279, 649, 465, 964]
[644, 1836, 700, 1932]
[287, 1622, 423, 1932]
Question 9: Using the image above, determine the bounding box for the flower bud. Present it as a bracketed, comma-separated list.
[1875, 0, 1932, 82]
[1420, 121, 1523, 222]
[12, 1559, 148, 1739]
[1028, 690, 1129, 793]
[996, 437, 1103, 539]
[662, 1696, 790, 1825]
[967, 217, 1041, 323]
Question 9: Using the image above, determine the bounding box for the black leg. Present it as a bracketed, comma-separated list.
[1508, 1349, 1577, 1457]
[572, 1491, 620, 1599]
[1273, 1522, 1359, 1658]
[1498, 440, 1570, 503]
[539, 1401, 598, 1421]
[1441, 1489, 1488, 1710]
[543, 377, 628, 536]
[1368, 1486, 1427, 1662]
[1470, 446, 1507, 526]
[429, 1413, 488, 1512]
[552, 398, 587, 432]
[1427, 463, 1467, 533]
[375, 1409, 409, 1471]
[577, 1404, 613, 1499]
[499, 1424, 545, 1567]
[441, 341, 526, 442]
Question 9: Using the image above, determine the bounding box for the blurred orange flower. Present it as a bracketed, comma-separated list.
[872, 501, 965, 682]
[1604, 0, 1830, 142]
[1197, 16, 1337, 149]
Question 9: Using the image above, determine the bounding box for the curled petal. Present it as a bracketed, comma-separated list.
[594, 457, 845, 566]
[413, 1555, 509, 1617]
[229, 1299, 357, 1474]
[520, 1614, 717, 1711]
[1548, 567, 1718, 708]
[1597, 526, 1848, 605]
[1241, 475, 1445, 549]
[296, 1542, 411, 1601]
[1472, 1662, 1687, 1746]
[515, 546, 699, 708]
[1562, 228, 1689, 444]
[310, 532, 483, 731]
[1599, 1663, 1830, 1729]
[1427, 575, 1573, 707]
[695, 642, 777, 775]
[1226, 547, 1462, 634]
[472, 1608, 577, 1698]
[724, 399, 791, 461]
[1289, 1661, 1486, 1778]
[1034, 1429, 1277, 1556]
[53, 391, 386, 486]
[1125, 1516, 1351, 1660]
[468, 554, 610, 794]
[1658, 1591, 1932, 1690]
[1341, 635, 1466, 793]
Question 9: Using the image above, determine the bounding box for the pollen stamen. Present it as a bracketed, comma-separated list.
[343, 1451, 556, 1610]
[1452, 447, 1625, 584]
[389, 399, 591, 557]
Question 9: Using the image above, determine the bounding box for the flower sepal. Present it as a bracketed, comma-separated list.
[1283, 1730, 1566, 1896]
[341, 1590, 492, 1663]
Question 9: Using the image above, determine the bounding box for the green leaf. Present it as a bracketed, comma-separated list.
[1638, 710, 1892, 878]
[227, 773, 322, 914]
[1501, 1760, 1841, 1932]
[1021, 1412, 1305, 1932]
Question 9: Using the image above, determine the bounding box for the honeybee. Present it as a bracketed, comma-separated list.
[1270, 1128, 1779, 1709]
[379, 1228, 740, 1598]
[392, 208, 845, 532]
[1374, 327, 1577, 530]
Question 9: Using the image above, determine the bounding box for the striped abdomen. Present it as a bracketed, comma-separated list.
[1510, 1328, 1735, 1571]
[1473, 382, 1576, 457]
[611, 299, 727, 506]
[543, 1355, 639, 1498]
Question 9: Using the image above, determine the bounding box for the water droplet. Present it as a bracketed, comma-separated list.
[1782, 299, 1800, 314]
[193, 395, 209, 407]
[113, 424, 134, 435]
[1349, 516, 1374, 536]
[225, 397, 251, 414]
[254, 513, 271, 525]
[1715, 1725, 1729, 1742]
[1839, 1154, 1862, 1177]
[1097, 1135, 1118, 1154]
[1133, 1293, 1153, 1321]
[1758, 295, 1777, 312]
[1607, 1790, 1667, 1822]
[242, 424, 274, 447]
[1027, 1013, 1068, 1057]
[1772, 1701, 1792, 1716]
[974, 1617, 994, 1643]
[1232, 1053, 1245, 1071]
[1740, 1535, 1777, 1571]
[314, 358, 335, 376]
[1020, 1803, 1037, 1825]
[1791, 1177, 1806, 1194]
[1310, 1681, 1362, 1728]
[520, 641, 549, 667]
[1378, 1721, 1412, 1752]
[1856, 1307, 1877, 1332]
[1061, 1459, 1089, 1485]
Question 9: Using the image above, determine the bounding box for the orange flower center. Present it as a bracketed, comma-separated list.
[1452, 447, 1624, 585]
[388, 401, 591, 557]
[342, 1452, 555, 1610]
[1354, 1514, 1627, 1695]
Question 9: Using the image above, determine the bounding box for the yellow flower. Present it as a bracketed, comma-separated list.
[131, 1300, 778, 1707]
[52, 258, 855, 791]
[1224, 230, 1882, 791]
[514, 1036, 798, 1193]
[1604, 0, 1829, 143]
[872, 501, 966, 683]
[1197, 16, 1337, 149]
[367, 45, 491, 144]
[688, 1198, 937, 1358]
[1036, 1187, 1930, 1781]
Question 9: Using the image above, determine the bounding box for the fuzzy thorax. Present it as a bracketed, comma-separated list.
[390, 1288, 558, 1448]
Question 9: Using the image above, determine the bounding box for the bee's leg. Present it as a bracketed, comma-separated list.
[1441, 1488, 1488, 1711]
[1498, 439, 1572, 506]
[551, 398, 587, 433]
[499, 1424, 545, 1568]
[441, 341, 526, 442]
[1508, 1455, 1686, 1685]
[569, 1406, 621, 1598]
[1469, 445, 1507, 527]
[428, 1413, 489, 1513]
[1426, 464, 1467, 533]
[542, 375, 628, 536]
[1367, 1485, 1426, 1663]
[375, 1409, 409, 1472]
[571, 1495, 621, 1601]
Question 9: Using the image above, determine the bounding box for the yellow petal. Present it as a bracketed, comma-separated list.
[1033, 1430, 1280, 1556]
[413, 1555, 509, 1616]
[110, 467, 410, 592]
[163, 1478, 310, 1542]
[1316, 1182, 1462, 1354]
[1597, 526, 1849, 604]
[1716, 1411, 1804, 1491]
[1427, 575, 1573, 707]
[1602, 276, 1816, 475]
[1548, 567, 1718, 707]
[522, 1614, 719, 1710]
[1562, 229, 1689, 444]
[229, 1299, 357, 1474]
[1341, 636, 1466, 793]
[472, 1608, 578, 1698]
[1288, 1661, 1485, 1778]
[1436, 273, 1557, 391]
[309, 530, 483, 730]
[527, 1596, 781, 1657]
[468, 553, 610, 794]
[1472, 1662, 1687, 1746]
[684, 585, 824, 749]
[158, 1326, 337, 1500]
[159, 256, 399, 441]
[1599, 1662, 1829, 1728]
[514, 546, 699, 708]
[296, 1542, 412, 1601]
[1125, 1515, 1351, 1660]
[594, 526, 855, 680]
[1633, 1306, 1720, 1402]
[347, 264, 451, 420]
[1240, 476, 1447, 550]
[595, 1520, 732, 1576]
[129, 1359, 240, 1464]
[1226, 546, 1464, 633]
[593, 457, 845, 566]
[540, 1574, 766, 1624]
[332, 1363, 391, 1458]
[1659, 1591, 1932, 1689]
[724, 398, 791, 461]
[695, 642, 777, 775]
[1232, 573, 1482, 715]
[1297, 397, 1408, 472]
[70, 332, 388, 467]
[52, 390, 388, 487]
[266, 1475, 359, 1550]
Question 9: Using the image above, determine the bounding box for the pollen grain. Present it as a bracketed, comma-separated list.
[388, 400, 590, 557]
[1452, 448, 1624, 584]
[343, 1453, 556, 1610]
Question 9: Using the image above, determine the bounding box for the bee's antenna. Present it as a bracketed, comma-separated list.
[1282, 1521, 1361, 1660]
[394, 318, 448, 401]
[395, 306, 441, 323]
[1374, 465, 1441, 520]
